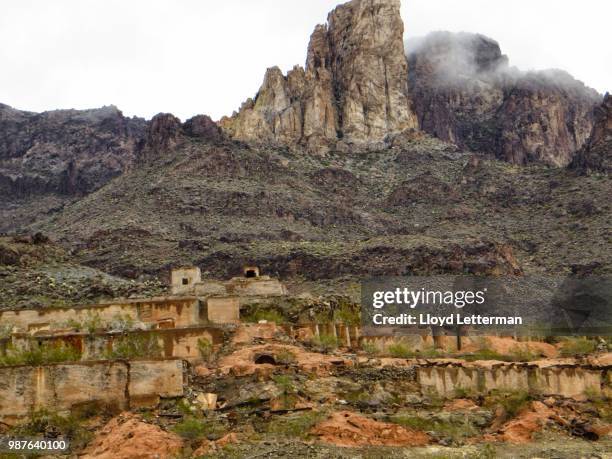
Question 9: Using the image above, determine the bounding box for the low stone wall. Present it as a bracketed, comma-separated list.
[283, 323, 361, 348]
[416, 361, 608, 399]
[10, 326, 225, 361]
[0, 360, 184, 424]
[194, 277, 287, 297]
[0, 297, 201, 333]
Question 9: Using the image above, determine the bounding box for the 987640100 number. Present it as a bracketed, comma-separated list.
[0, 437, 69, 453]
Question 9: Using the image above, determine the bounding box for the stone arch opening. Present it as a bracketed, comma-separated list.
[254, 353, 276, 365]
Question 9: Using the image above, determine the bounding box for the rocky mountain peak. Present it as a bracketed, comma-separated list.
[407, 31, 601, 166]
[139, 112, 225, 160]
[183, 114, 223, 141]
[139, 113, 182, 157]
[220, 0, 418, 152]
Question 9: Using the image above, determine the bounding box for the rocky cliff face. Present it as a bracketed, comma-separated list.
[138, 113, 223, 160]
[571, 93, 612, 173]
[220, 0, 418, 152]
[0, 103, 223, 232]
[0, 103, 146, 197]
[407, 32, 602, 166]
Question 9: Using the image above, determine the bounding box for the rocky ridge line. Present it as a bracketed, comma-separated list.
[406, 31, 602, 166]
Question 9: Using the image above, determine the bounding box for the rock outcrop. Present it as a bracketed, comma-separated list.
[570, 93, 612, 173]
[220, 0, 418, 152]
[138, 113, 224, 160]
[407, 32, 602, 166]
[0, 104, 146, 196]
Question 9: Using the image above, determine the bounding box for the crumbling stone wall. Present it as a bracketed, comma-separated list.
[0, 297, 201, 333]
[417, 362, 607, 398]
[0, 360, 184, 423]
[10, 327, 224, 361]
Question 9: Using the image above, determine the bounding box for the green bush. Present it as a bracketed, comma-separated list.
[387, 342, 414, 358]
[65, 311, 103, 333]
[172, 417, 207, 440]
[267, 411, 325, 438]
[508, 346, 538, 362]
[0, 323, 13, 339]
[460, 348, 508, 362]
[332, 303, 360, 325]
[361, 341, 380, 355]
[275, 349, 296, 365]
[312, 334, 338, 352]
[273, 375, 298, 409]
[487, 390, 531, 417]
[104, 333, 162, 360]
[0, 342, 81, 366]
[12, 409, 92, 450]
[172, 416, 226, 441]
[197, 337, 213, 361]
[559, 337, 596, 357]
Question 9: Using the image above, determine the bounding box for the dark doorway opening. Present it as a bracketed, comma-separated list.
[245, 270, 257, 278]
[254, 354, 276, 365]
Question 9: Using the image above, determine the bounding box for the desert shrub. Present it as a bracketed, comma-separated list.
[65, 311, 103, 333]
[172, 417, 207, 440]
[361, 341, 380, 355]
[419, 346, 444, 358]
[387, 342, 414, 358]
[197, 337, 213, 361]
[273, 375, 298, 409]
[104, 333, 162, 360]
[267, 411, 325, 438]
[332, 303, 360, 325]
[390, 413, 478, 442]
[172, 416, 226, 441]
[108, 313, 136, 332]
[583, 386, 602, 402]
[0, 323, 14, 339]
[0, 342, 81, 366]
[275, 349, 296, 365]
[559, 337, 596, 357]
[460, 348, 508, 362]
[12, 409, 92, 450]
[487, 390, 531, 417]
[508, 346, 538, 362]
[312, 334, 338, 352]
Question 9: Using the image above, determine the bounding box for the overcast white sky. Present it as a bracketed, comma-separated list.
[0, 0, 609, 121]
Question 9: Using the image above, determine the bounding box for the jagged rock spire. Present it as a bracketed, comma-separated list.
[220, 0, 418, 152]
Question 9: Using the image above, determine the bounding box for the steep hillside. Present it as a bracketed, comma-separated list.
[0, 234, 163, 310]
[27, 128, 611, 283]
[0, 104, 146, 231]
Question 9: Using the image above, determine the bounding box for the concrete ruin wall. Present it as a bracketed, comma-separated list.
[194, 277, 287, 297]
[417, 363, 606, 399]
[170, 267, 202, 295]
[0, 297, 201, 333]
[206, 297, 240, 324]
[0, 360, 184, 423]
[9, 327, 225, 361]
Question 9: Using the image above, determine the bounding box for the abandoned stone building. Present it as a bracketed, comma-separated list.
[0, 265, 286, 335]
[170, 265, 287, 297]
